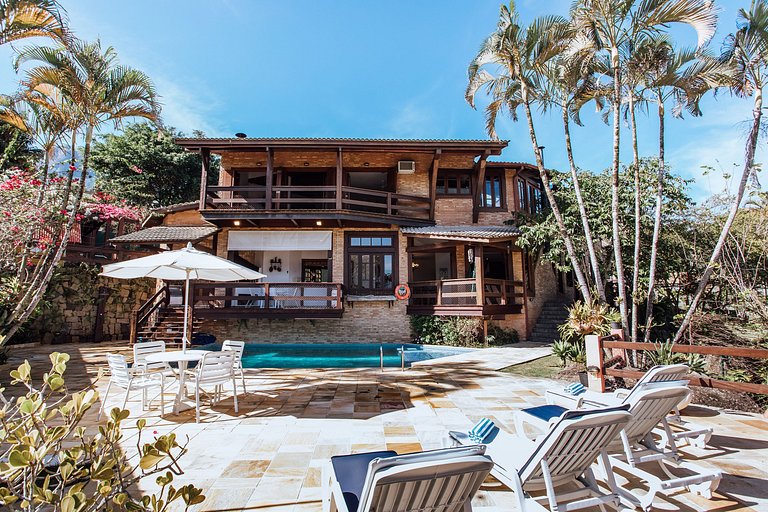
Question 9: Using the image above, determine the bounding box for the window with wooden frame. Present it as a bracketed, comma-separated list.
[517, 178, 528, 212]
[528, 183, 543, 214]
[345, 232, 398, 295]
[436, 170, 472, 196]
[481, 171, 505, 209]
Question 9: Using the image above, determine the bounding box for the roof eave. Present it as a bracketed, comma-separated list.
[174, 138, 508, 154]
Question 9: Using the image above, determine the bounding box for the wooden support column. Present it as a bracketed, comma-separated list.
[474, 244, 485, 305]
[336, 147, 343, 209]
[199, 148, 210, 210]
[429, 149, 441, 220]
[265, 147, 274, 210]
[472, 151, 490, 223]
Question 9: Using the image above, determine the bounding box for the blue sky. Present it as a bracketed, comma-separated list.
[0, 0, 761, 201]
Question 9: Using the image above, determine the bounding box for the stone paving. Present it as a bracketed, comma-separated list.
[3, 342, 768, 512]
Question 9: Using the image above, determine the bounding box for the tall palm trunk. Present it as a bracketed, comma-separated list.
[17, 146, 54, 281]
[562, 101, 606, 302]
[674, 88, 763, 342]
[610, 47, 630, 336]
[2, 125, 92, 346]
[644, 96, 665, 341]
[519, 75, 592, 303]
[629, 92, 641, 343]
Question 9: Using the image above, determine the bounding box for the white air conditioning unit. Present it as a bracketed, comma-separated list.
[397, 160, 416, 174]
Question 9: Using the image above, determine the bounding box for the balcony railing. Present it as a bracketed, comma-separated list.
[205, 185, 431, 219]
[407, 278, 522, 315]
[190, 281, 344, 319]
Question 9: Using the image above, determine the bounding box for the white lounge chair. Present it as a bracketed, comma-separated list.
[98, 353, 166, 419]
[547, 364, 712, 448]
[184, 351, 239, 423]
[451, 407, 632, 512]
[221, 340, 247, 393]
[519, 384, 722, 511]
[322, 445, 493, 512]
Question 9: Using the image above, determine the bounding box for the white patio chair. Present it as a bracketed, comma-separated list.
[518, 384, 721, 511]
[322, 445, 493, 512]
[546, 364, 712, 448]
[221, 340, 247, 393]
[184, 351, 239, 423]
[98, 353, 165, 420]
[133, 340, 177, 378]
[450, 407, 632, 512]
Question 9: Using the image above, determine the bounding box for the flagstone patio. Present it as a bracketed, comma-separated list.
[4, 342, 768, 511]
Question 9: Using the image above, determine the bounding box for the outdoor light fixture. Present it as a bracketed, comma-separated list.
[233, 220, 241, 226]
[586, 365, 601, 377]
[235, 132, 247, 138]
[363, 162, 370, 167]
[303, 162, 310, 166]
[316, 221, 322, 226]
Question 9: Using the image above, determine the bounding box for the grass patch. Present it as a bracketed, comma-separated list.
[501, 354, 563, 379]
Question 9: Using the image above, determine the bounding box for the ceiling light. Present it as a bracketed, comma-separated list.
[304, 162, 310, 166]
[316, 221, 322, 226]
[363, 162, 370, 167]
[233, 220, 241, 226]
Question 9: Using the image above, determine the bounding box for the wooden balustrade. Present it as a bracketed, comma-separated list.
[130, 284, 170, 344]
[205, 184, 430, 219]
[410, 278, 522, 308]
[191, 281, 344, 319]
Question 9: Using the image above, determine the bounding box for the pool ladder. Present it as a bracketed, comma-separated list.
[380, 345, 406, 371]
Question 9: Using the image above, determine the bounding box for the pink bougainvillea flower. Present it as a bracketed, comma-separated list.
[130, 165, 144, 174]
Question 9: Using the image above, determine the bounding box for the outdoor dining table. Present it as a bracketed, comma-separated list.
[145, 350, 207, 414]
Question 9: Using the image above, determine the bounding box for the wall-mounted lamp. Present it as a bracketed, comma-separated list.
[303, 162, 309, 166]
[269, 257, 282, 272]
[363, 162, 370, 167]
[586, 365, 601, 377]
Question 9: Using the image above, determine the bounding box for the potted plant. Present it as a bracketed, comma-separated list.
[557, 298, 619, 384]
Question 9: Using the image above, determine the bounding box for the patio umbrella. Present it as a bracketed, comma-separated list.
[101, 242, 265, 351]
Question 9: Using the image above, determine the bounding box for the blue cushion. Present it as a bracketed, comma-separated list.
[523, 404, 568, 423]
[331, 450, 397, 512]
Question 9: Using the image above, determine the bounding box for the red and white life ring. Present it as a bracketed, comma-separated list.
[394, 283, 411, 300]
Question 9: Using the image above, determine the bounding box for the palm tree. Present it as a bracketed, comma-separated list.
[636, 42, 730, 340]
[0, 0, 66, 45]
[466, 2, 594, 303]
[570, 0, 718, 337]
[674, 1, 768, 342]
[549, 51, 609, 302]
[0, 39, 161, 346]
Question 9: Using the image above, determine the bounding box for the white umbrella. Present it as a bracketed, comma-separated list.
[101, 242, 265, 351]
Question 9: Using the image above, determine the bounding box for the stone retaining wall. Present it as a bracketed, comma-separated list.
[25, 264, 153, 343]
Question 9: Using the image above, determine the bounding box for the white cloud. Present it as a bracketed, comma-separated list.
[153, 77, 222, 137]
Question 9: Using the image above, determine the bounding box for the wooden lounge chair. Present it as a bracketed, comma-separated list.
[546, 364, 713, 448]
[322, 445, 493, 512]
[519, 384, 722, 511]
[451, 407, 632, 512]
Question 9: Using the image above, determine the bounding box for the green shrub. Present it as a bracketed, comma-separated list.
[0, 352, 204, 511]
[551, 339, 572, 367]
[486, 324, 519, 345]
[410, 316, 517, 347]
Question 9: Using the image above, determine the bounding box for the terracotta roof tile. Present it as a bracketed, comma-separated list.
[111, 226, 218, 244]
[401, 225, 520, 240]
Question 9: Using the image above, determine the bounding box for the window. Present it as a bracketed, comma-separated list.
[517, 178, 528, 211]
[481, 171, 504, 208]
[346, 233, 397, 295]
[524, 252, 536, 297]
[302, 259, 328, 282]
[436, 170, 471, 195]
[529, 184, 543, 214]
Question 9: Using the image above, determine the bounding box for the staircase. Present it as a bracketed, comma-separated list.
[136, 306, 204, 345]
[529, 300, 572, 343]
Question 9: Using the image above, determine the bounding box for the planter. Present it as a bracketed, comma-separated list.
[610, 321, 622, 330]
[577, 371, 589, 387]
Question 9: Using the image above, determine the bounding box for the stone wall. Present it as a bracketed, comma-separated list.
[25, 264, 153, 343]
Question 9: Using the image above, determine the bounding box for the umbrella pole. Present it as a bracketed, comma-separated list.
[182, 269, 190, 352]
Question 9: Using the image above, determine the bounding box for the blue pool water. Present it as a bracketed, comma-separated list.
[196, 343, 473, 369]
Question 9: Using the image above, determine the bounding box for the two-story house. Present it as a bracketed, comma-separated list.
[111, 137, 573, 344]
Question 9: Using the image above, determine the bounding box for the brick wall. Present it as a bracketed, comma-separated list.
[199, 300, 411, 343]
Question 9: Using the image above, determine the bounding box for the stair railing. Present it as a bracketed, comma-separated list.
[129, 284, 170, 345]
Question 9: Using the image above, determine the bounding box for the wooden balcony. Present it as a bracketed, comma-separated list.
[407, 278, 523, 316]
[202, 185, 432, 226]
[190, 281, 344, 319]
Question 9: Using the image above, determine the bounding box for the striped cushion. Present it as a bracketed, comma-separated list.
[564, 382, 586, 395]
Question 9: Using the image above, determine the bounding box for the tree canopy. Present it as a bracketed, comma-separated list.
[90, 123, 218, 208]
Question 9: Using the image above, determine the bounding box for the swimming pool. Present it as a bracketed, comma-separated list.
[196, 343, 473, 369]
